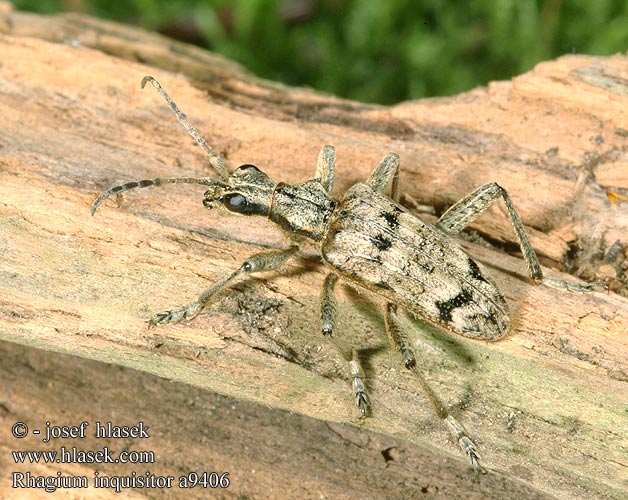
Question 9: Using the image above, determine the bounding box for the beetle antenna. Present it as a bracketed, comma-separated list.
[91, 177, 218, 216]
[141, 76, 230, 181]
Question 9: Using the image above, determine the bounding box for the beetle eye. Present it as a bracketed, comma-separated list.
[222, 193, 251, 214]
[236, 164, 260, 173]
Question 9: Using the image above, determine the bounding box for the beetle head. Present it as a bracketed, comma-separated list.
[203, 164, 277, 216]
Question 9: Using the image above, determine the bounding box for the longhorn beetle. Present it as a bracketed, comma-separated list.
[92, 76, 603, 473]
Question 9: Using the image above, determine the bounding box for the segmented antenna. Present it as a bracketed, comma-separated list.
[141, 76, 229, 180]
[90, 177, 215, 216]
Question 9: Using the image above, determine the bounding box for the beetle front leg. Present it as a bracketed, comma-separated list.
[320, 273, 370, 417]
[366, 152, 401, 202]
[436, 182, 604, 292]
[148, 246, 299, 328]
[314, 145, 336, 194]
[385, 303, 486, 474]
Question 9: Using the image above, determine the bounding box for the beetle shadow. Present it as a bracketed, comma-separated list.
[403, 311, 479, 367]
[342, 284, 479, 368]
[478, 257, 529, 284]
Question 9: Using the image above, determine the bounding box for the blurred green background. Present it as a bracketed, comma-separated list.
[11, 0, 628, 104]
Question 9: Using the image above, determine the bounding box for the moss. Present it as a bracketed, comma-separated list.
[11, 1, 628, 103]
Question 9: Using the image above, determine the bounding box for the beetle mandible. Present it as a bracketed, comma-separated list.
[92, 76, 603, 473]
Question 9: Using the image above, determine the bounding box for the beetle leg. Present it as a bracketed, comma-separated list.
[148, 246, 299, 328]
[366, 152, 401, 202]
[436, 182, 605, 292]
[384, 303, 486, 474]
[320, 273, 370, 417]
[314, 145, 336, 194]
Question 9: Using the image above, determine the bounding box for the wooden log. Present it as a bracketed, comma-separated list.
[0, 4, 626, 499]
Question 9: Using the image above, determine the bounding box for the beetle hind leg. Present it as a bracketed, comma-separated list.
[148, 246, 299, 328]
[385, 303, 486, 473]
[320, 273, 370, 417]
[436, 182, 605, 292]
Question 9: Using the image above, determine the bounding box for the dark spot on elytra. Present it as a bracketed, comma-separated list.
[375, 280, 394, 291]
[370, 234, 392, 251]
[367, 254, 383, 265]
[466, 308, 501, 331]
[467, 257, 488, 284]
[420, 262, 434, 273]
[484, 309, 499, 326]
[401, 262, 413, 277]
[412, 253, 434, 273]
[436, 289, 474, 324]
[380, 210, 400, 229]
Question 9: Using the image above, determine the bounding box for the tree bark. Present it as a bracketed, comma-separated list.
[0, 4, 626, 499]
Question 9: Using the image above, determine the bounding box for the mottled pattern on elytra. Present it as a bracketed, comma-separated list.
[321, 183, 510, 340]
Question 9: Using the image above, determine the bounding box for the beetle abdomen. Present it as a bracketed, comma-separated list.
[321, 183, 510, 340]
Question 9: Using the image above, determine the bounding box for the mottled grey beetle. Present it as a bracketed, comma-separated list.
[92, 76, 602, 473]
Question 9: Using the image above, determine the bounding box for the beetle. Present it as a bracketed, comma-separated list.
[91, 76, 602, 473]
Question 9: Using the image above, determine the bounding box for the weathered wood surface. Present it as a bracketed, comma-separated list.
[0, 4, 627, 499]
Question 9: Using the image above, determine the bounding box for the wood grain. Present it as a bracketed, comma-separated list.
[0, 4, 626, 499]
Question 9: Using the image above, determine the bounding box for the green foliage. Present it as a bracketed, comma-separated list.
[11, 0, 628, 104]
